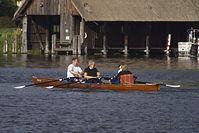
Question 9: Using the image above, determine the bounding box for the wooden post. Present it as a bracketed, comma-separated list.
[102, 23, 107, 55]
[145, 23, 151, 55]
[84, 45, 88, 55]
[45, 37, 49, 54]
[103, 34, 107, 55]
[145, 35, 150, 55]
[197, 38, 199, 56]
[21, 16, 28, 54]
[72, 35, 77, 55]
[60, 13, 73, 43]
[77, 35, 81, 55]
[45, 16, 49, 54]
[3, 34, 8, 54]
[51, 34, 56, 54]
[80, 18, 85, 44]
[12, 33, 17, 54]
[166, 34, 171, 55]
[75, 18, 85, 55]
[124, 35, 128, 55]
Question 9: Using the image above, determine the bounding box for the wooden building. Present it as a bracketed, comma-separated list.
[14, 0, 199, 55]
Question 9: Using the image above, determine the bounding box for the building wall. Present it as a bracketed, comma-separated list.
[25, 0, 78, 15]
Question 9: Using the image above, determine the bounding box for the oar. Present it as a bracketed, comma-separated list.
[46, 82, 74, 89]
[162, 84, 181, 88]
[135, 81, 181, 88]
[101, 77, 111, 80]
[46, 77, 103, 89]
[102, 77, 181, 88]
[14, 78, 68, 89]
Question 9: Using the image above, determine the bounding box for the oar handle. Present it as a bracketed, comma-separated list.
[14, 77, 69, 89]
[46, 81, 75, 89]
[101, 77, 112, 80]
[33, 78, 67, 86]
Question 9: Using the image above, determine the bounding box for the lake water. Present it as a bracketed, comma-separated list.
[0, 54, 199, 133]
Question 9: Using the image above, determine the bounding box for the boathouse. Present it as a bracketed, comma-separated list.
[14, 0, 199, 55]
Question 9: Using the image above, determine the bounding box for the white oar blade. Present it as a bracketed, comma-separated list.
[165, 84, 181, 88]
[14, 85, 25, 89]
[46, 86, 54, 89]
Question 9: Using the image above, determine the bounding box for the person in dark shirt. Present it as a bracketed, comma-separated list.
[115, 65, 132, 78]
[111, 65, 137, 84]
[84, 60, 101, 83]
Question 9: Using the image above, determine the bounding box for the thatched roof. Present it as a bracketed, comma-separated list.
[72, 0, 199, 22]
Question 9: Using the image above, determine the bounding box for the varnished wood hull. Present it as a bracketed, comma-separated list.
[32, 77, 160, 92]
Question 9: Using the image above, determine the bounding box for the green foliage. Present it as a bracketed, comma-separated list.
[0, 28, 16, 32]
[0, 28, 22, 54]
[0, 0, 17, 17]
[0, 33, 5, 54]
[0, 0, 19, 28]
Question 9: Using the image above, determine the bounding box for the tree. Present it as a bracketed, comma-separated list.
[0, 0, 17, 17]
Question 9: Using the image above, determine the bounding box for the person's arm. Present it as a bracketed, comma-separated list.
[67, 65, 75, 77]
[115, 72, 121, 79]
[84, 72, 98, 79]
[97, 72, 101, 78]
[133, 75, 137, 80]
[77, 67, 84, 77]
[68, 66, 81, 77]
[69, 70, 80, 76]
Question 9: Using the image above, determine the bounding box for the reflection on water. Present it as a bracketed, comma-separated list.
[0, 54, 199, 70]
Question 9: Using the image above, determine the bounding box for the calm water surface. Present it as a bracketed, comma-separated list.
[0, 54, 199, 133]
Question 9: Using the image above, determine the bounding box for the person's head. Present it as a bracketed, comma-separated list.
[72, 58, 78, 66]
[121, 65, 128, 71]
[88, 60, 95, 69]
[118, 65, 122, 69]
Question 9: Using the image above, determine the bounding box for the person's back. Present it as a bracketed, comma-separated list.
[119, 73, 134, 85]
[111, 65, 136, 84]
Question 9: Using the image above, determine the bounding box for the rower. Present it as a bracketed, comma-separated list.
[111, 65, 137, 84]
[66, 58, 83, 82]
[84, 60, 102, 83]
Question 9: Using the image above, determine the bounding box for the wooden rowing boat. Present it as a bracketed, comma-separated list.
[32, 77, 160, 92]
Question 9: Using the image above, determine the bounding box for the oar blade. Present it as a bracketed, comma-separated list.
[165, 84, 181, 88]
[14, 85, 25, 89]
[45, 86, 54, 89]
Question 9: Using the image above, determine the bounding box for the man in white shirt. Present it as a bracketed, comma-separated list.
[67, 58, 83, 78]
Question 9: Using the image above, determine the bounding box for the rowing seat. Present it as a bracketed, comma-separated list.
[120, 74, 134, 85]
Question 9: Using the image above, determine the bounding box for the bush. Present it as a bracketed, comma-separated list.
[0, 0, 17, 17]
[0, 28, 22, 54]
[0, 16, 16, 28]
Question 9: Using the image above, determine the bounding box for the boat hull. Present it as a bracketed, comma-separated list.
[32, 77, 160, 92]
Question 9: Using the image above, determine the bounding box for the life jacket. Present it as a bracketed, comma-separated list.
[119, 74, 134, 85]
